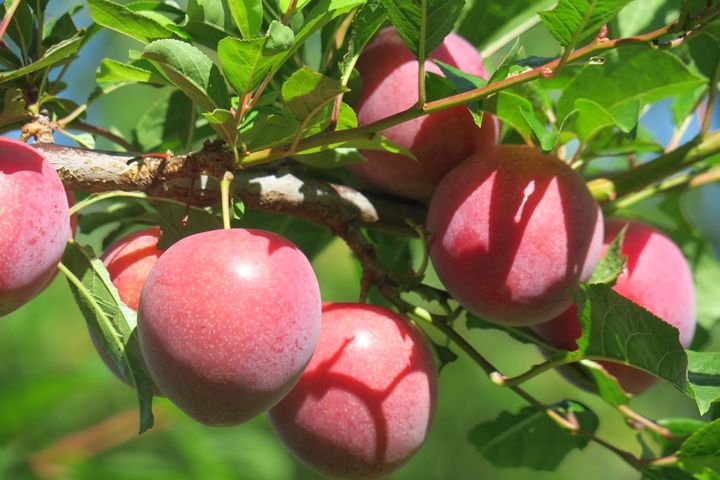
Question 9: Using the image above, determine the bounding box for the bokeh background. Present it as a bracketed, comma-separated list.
[2, 1, 719, 479]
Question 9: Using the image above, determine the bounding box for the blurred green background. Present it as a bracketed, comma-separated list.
[2, 1, 720, 479]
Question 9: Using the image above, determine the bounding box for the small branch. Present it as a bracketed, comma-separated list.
[282, 0, 298, 24]
[617, 405, 679, 440]
[700, 63, 720, 138]
[417, 0, 428, 106]
[0, 0, 21, 44]
[67, 122, 135, 151]
[491, 356, 576, 387]
[220, 171, 234, 229]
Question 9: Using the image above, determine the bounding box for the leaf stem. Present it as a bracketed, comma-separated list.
[417, 0, 428, 107]
[491, 355, 577, 387]
[616, 405, 678, 440]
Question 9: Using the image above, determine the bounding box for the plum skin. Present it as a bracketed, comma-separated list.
[269, 303, 438, 480]
[532, 218, 697, 394]
[102, 227, 164, 311]
[138, 228, 321, 426]
[427, 145, 604, 326]
[350, 27, 498, 201]
[0, 138, 70, 316]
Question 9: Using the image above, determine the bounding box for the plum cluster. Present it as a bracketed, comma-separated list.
[0, 27, 698, 479]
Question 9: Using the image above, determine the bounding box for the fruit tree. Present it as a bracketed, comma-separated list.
[1, 0, 720, 479]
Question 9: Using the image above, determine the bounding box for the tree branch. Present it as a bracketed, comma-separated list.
[33, 143, 425, 236]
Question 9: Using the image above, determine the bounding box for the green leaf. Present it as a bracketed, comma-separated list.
[572, 98, 640, 143]
[96, 58, 168, 85]
[88, 0, 174, 43]
[142, 39, 230, 111]
[0, 88, 27, 128]
[151, 201, 221, 249]
[43, 6, 81, 48]
[268, 0, 365, 79]
[135, 89, 195, 151]
[429, 340, 458, 372]
[77, 202, 152, 234]
[340, 0, 387, 79]
[588, 223, 627, 285]
[678, 417, 720, 476]
[457, 0, 555, 55]
[265, 20, 295, 52]
[217, 36, 279, 96]
[520, 107, 559, 153]
[1, 1, 34, 60]
[557, 47, 707, 123]
[687, 351, 720, 416]
[203, 108, 238, 146]
[242, 108, 299, 150]
[538, 0, 633, 48]
[281, 67, 348, 122]
[435, 60, 486, 127]
[227, 0, 262, 38]
[61, 242, 155, 433]
[578, 359, 631, 406]
[571, 283, 689, 393]
[381, 0, 464, 61]
[0, 35, 83, 84]
[485, 90, 534, 143]
[293, 147, 366, 168]
[468, 401, 599, 471]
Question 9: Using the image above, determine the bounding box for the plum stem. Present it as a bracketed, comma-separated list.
[220, 171, 234, 230]
[490, 355, 578, 387]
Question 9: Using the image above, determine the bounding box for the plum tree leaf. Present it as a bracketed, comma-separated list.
[61, 242, 155, 433]
[281, 67, 348, 122]
[151, 201, 221, 249]
[435, 60, 486, 126]
[217, 36, 279, 96]
[135, 89, 196, 151]
[429, 340, 458, 372]
[0, 35, 83, 84]
[572, 98, 641, 143]
[227, 0, 263, 39]
[457, 0, 555, 54]
[268, 0, 365, 78]
[1, 1, 34, 59]
[557, 47, 707, 123]
[588, 223, 627, 286]
[203, 108, 238, 146]
[571, 283, 689, 393]
[142, 39, 230, 111]
[468, 401, 599, 470]
[678, 417, 720, 476]
[89, 0, 175, 44]
[0, 88, 27, 128]
[381, 0, 465, 62]
[538, 0, 634, 48]
[340, 0, 388, 79]
[577, 359, 631, 406]
[96, 58, 168, 85]
[265, 21, 295, 52]
[686, 351, 720, 415]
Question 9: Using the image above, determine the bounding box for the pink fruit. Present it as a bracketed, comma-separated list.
[269, 303, 437, 479]
[102, 227, 163, 311]
[350, 27, 498, 201]
[0, 137, 70, 316]
[532, 218, 697, 394]
[138, 228, 321, 425]
[427, 145, 604, 326]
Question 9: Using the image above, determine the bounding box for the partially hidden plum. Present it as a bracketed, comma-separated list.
[269, 303, 437, 479]
[350, 27, 498, 201]
[427, 145, 604, 326]
[532, 218, 697, 394]
[0, 138, 70, 316]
